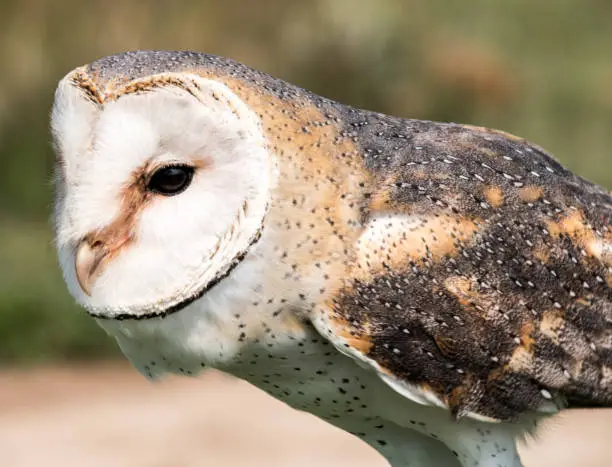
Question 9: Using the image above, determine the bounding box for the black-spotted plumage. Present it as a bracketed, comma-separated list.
[55, 51, 612, 467]
[325, 120, 612, 421]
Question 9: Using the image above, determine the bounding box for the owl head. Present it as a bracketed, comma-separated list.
[52, 64, 273, 320]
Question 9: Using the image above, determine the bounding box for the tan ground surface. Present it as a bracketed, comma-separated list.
[0, 363, 611, 467]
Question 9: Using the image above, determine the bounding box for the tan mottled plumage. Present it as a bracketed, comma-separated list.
[52, 51, 611, 467]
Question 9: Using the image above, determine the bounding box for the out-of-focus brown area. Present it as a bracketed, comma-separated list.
[0, 364, 610, 467]
[0, 0, 611, 465]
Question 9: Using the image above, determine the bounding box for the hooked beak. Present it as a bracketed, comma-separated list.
[75, 240, 107, 296]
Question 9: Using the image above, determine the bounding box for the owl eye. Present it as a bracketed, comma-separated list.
[147, 165, 194, 196]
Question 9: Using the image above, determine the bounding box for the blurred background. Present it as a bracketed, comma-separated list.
[0, 0, 611, 466]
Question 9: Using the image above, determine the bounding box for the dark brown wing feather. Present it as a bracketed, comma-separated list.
[326, 114, 612, 421]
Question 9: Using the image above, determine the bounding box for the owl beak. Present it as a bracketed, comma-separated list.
[75, 240, 107, 296]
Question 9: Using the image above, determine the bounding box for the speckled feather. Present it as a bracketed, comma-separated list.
[52, 52, 612, 467]
[77, 50, 612, 424]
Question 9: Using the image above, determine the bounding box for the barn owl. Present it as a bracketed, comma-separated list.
[51, 51, 612, 467]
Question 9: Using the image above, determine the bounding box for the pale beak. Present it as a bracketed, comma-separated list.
[75, 240, 107, 296]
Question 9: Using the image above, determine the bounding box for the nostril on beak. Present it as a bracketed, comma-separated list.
[75, 239, 106, 296]
[91, 239, 104, 249]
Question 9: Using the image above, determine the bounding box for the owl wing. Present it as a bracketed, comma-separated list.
[311, 121, 612, 422]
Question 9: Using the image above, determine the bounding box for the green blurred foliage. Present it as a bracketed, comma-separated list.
[0, 0, 610, 363]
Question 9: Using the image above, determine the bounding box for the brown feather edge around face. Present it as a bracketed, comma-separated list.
[88, 218, 265, 321]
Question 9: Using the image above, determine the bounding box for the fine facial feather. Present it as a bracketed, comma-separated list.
[53, 72, 271, 317]
[52, 51, 611, 467]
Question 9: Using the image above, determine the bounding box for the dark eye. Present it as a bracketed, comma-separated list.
[147, 165, 194, 196]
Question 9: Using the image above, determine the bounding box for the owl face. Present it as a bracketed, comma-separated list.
[52, 72, 272, 319]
